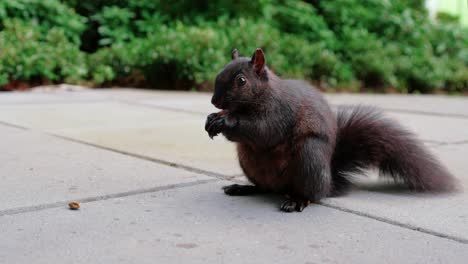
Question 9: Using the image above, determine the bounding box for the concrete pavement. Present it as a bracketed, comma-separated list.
[0, 87, 467, 263]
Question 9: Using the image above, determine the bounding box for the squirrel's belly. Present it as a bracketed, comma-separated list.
[236, 143, 293, 192]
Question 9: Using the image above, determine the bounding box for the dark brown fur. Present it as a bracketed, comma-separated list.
[205, 48, 456, 212]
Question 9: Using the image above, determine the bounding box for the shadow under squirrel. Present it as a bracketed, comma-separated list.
[205, 48, 456, 212]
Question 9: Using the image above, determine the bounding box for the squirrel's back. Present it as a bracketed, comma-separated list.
[280, 79, 337, 145]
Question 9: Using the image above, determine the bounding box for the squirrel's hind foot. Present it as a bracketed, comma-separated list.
[280, 198, 311, 212]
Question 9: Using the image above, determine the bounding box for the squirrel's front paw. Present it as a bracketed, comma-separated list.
[205, 113, 226, 139]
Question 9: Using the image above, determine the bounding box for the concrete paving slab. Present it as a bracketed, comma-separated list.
[135, 96, 216, 114]
[0, 125, 211, 211]
[0, 90, 107, 104]
[73, 88, 214, 109]
[97, 89, 468, 119]
[129, 94, 468, 144]
[322, 144, 468, 241]
[129, 91, 216, 114]
[0, 91, 70, 104]
[386, 112, 468, 143]
[133, 98, 468, 144]
[1, 182, 467, 264]
[434, 144, 468, 185]
[5, 90, 466, 144]
[1, 97, 466, 173]
[7, 88, 467, 117]
[325, 94, 468, 117]
[323, 190, 468, 242]
[0, 102, 241, 176]
[99, 90, 468, 144]
[64, 88, 217, 113]
[128, 91, 468, 143]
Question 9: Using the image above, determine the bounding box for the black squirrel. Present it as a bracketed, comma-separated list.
[205, 48, 456, 212]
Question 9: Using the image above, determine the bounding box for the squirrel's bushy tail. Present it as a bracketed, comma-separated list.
[331, 105, 456, 195]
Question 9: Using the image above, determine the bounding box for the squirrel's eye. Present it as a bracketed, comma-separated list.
[237, 77, 246, 86]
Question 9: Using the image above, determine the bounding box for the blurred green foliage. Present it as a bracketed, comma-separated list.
[0, 0, 467, 92]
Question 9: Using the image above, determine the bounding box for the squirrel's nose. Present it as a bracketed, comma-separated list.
[211, 97, 223, 109]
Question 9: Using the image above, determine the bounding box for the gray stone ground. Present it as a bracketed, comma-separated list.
[0, 87, 467, 263]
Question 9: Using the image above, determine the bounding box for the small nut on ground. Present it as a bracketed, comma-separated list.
[68, 202, 80, 210]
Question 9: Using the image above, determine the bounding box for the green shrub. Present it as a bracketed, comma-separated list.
[311, 0, 467, 92]
[0, 0, 86, 44]
[88, 17, 347, 88]
[436, 12, 460, 24]
[0, 19, 87, 86]
[0, 0, 87, 86]
[1, 0, 467, 93]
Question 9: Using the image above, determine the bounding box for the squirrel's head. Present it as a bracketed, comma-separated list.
[211, 48, 271, 113]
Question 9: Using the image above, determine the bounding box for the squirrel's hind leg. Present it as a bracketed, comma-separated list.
[329, 173, 353, 197]
[281, 137, 332, 213]
[222, 184, 264, 196]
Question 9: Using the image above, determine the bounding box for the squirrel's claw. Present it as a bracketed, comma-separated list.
[280, 198, 311, 213]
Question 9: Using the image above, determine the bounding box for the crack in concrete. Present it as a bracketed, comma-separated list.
[0, 179, 218, 217]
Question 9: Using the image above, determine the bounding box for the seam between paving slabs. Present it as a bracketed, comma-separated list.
[0, 118, 467, 245]
[436, 140, 468, 146]
[49, 133, 239, 181]
[319, 202, 468, 244]
[0, 179, 218, 217]
[117, 99, 208, 116]
[0, 120, 237, 181]
[329, 104, 468, 119]
[2, 93, 466, 119]
[0, 120, 29, 130]
[361, 107, 468, 120]
[0, 121, 230, 216]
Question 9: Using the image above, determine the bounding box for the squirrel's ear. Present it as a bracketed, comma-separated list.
[250, 48, 266, 76]
[231, 49, 239, 60]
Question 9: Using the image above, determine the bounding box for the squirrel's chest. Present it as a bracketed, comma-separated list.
[237, 143, 295, 192]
